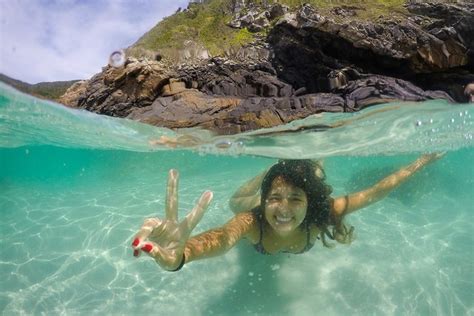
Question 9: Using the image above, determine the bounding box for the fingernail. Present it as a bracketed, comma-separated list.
[141, 244, 153, 253]
[133, 249, 140, 257]
[132, 238, 140, 247]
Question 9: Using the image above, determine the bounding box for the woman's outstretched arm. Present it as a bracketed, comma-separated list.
[183, 212, 257, 264]
[132, 169, 257, 270]
[331, 153, 444, 217]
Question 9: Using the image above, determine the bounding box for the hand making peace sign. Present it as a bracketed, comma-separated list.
[131, 169, 213, 271]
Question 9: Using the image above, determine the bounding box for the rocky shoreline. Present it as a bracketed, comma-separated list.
[59, 1, 474, 135]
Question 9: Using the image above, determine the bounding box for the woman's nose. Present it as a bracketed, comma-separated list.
[277, 198, 290, 210]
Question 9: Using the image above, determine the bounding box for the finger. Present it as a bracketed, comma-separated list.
[132, 217, 163, 249]
[140, 241, 164, 261]
[165, 169, 179, 222]
[148, 136, 178, 148]
[139, 240, 178, 269]
[180, 191, 213, 233]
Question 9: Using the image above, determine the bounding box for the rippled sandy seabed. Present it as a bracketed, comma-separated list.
[1, 84, 473, 315]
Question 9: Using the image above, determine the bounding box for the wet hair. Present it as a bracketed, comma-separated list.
[254, 159, 354, 248]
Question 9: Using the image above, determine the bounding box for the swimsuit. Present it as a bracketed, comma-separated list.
[253, 214, 315, 255]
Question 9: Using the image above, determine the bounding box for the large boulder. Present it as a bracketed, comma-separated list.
[61, 58, 171, 117]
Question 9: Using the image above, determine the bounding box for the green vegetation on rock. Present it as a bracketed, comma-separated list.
[130, 0, 255, 59]
[230, 27, 254, 47]
[128, 0, 408, 61]
[277, 0, 407, 19]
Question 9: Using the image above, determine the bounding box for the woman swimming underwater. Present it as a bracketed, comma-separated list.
[131, 153, 442, 271]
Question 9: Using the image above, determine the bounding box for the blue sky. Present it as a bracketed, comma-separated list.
[0, 0, 189, 83]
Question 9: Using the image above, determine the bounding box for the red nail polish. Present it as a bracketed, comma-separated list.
[132, 238, 140, 247]
[141, 244, 153, 253]
[133, 249, 139, 257]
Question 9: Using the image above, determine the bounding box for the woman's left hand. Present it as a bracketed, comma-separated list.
[131, 169, 213, 270]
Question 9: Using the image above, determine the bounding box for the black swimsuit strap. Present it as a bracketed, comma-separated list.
[258, 215, 264, 244]
[301, 222, 314, 252]
[253, 214, 270, 254]
[306, 224, 311, 244]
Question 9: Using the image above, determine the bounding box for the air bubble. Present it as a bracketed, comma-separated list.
[214, 139, 232, 149]
[415, 120, 422, 127]
[200, 138, 244, 156]
[270, 264, 280, 271]
[451, 118, 455, 123]
[109, 50, 126, 68]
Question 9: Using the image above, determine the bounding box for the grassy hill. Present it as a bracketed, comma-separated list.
[128, 0, 254, 58]
[0, 73, 78, 100]
[128, 0, 407, 60]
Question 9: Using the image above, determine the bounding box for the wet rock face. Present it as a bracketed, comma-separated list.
[269, 3, 472, 97]
[60, 2, 473, 134]
[339, 75, 454, 111]
[127, 88, 345, 134]
[177, 60, 293, 98]
[126, 72, 451, 133]
[63, 58, 171, 117]
[406, 1, 474, 55]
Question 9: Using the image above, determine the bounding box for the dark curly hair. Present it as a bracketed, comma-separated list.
[254, 159, 354, 248]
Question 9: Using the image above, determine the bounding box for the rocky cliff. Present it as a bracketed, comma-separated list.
[59, 0, 474, 134]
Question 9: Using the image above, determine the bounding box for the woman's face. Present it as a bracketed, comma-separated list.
[264, 177, 308, 237]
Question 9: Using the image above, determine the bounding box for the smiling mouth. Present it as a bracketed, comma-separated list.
[275, 216, 293, 224]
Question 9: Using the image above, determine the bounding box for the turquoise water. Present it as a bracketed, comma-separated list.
[1, 82, 473, 315]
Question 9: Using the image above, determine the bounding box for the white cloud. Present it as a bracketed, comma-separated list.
[0, 0, 189, 83]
